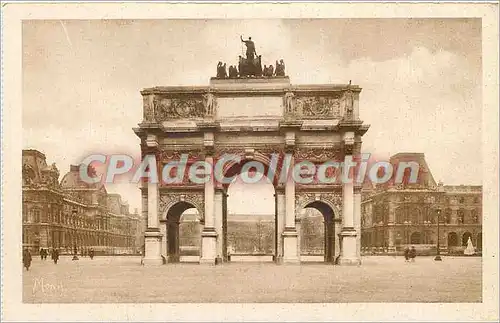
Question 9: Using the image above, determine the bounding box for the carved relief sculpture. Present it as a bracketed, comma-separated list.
[203, 92, 217, 116]
[159, 193, 205, 222]
[342, 88, 354, 120]
[143, 95, 155, 122]
[296, 96, 341, 119]
[153, 96, 205, 121]
[284, 91, 295, 115]
[294, 147, 341, 162]
[295, 192, 343, 218]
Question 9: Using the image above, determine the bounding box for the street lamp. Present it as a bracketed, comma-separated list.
[434, 209, 442, 261]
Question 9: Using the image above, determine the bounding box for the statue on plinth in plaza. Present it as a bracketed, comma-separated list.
[464, 237, 475, 255]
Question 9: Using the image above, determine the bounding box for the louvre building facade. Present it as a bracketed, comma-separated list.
[22, 149, 145, 255]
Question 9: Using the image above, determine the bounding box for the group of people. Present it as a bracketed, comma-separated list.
[404, 246, 417, 262]
[39, 248, 60, 264]
[22, 247, 95, 271]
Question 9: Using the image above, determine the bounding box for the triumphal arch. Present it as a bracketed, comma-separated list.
[134, 43, 369, 265]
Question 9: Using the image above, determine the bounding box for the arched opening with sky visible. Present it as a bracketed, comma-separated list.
[224, 161, 276, 262]
[299, 201, 338, 263]
[164, 201, 202, 263]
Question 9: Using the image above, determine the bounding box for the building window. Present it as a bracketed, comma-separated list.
[445, 209, 451, 223]
[459, 197, 465, 204]
[34, 210, 41, 223]
[412, 209, 421, 224]
[410, 231, 422, 244]
[458, 210, 465, 224]
[471, 210, 479, 224]
[447, 232, 458, 247]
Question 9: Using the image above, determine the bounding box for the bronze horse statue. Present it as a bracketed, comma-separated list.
[238, 55, 262, 77]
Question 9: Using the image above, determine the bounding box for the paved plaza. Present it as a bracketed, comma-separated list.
[23, 256, 482, 303]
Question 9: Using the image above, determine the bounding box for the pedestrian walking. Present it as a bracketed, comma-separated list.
[409, 246, 417, 262]
[404, 247, 410, 262]
[89, 248, 94, 260]
[52, 248, 59, 264]
[23, 248, 32, 271]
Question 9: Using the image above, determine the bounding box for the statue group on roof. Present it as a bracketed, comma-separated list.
[215, 36, 286, 79]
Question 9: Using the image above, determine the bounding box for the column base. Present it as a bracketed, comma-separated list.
[144, 229, 162, 265]
[143, 258, 164, 266]
[337, 257, 361, 266]
[282, 229, 300, 263]
[338, 228, 360, 266]
[200, 258, 216, 265]
[200, 229, 217, 264]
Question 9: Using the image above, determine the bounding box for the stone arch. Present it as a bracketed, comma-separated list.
[220, 152, 277, 188]
[462, 231, 473, 246]
[160, 193, 204, 223]
[163, 200, 202, 263]
[295, 193, 342, 221]
[222, 157, 277, 261]
[296, 197, 340, 263]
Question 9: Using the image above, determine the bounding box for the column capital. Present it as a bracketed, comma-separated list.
[275, 185, 285, 194]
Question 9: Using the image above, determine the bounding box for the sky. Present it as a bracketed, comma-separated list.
[22, 19, 482, 214]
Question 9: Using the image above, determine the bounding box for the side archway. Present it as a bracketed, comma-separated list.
[298, 199, 339, 263]
[163, 201, 202, 263]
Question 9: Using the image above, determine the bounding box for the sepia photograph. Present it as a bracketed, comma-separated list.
[2, 2, 499, 322]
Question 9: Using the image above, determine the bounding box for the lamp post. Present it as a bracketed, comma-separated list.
[434, 209, 442, 261]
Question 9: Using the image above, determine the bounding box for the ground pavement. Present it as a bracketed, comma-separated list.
[23, 255, 482, 303]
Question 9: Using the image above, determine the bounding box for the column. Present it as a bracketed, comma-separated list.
[275, 188, 285, 263]
[144, 173, 163, 265]
[338, 134, 361, 265]
[200, 155, 217, 264]
[159, 220, 167, 259]
[214, 187, 224, 264]
[222, 192, 228, 261]
[354, 187, 362, 258]
[282, 160, 299, 262]
[387, 201, 396, 254]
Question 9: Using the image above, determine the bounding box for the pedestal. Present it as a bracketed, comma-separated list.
[200, 229, 217, 264]
[282, 229, 300, 263]
[143, 229, 163, 265]
[337, 229, 361, 266]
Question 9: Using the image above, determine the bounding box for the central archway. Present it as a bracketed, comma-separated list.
[222, 157, 277, 262]
[299, 200, 337, 263]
